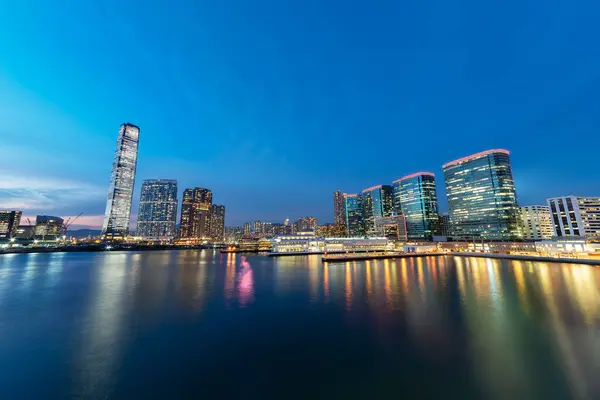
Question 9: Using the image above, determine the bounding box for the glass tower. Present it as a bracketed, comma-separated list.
[210, 205, 226, 241]
[443, 149, 519, 240]
[361, 185, 393, 236]
[344, 194, 365, 237]
[333, 190, 345, 226]
[0, 210, 22, 239]
[392, 172, 439, 240]
[102, 123, 140, 239]
[136, 179, 178, 241]
[179, 187, 213, 239]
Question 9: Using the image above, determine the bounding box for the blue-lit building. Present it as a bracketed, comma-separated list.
[362, 185, 394, 236]
[392, 172, 439, 240]
[344, 193, 365, 237]
[136, 179, 178, 241]
[443, 149, 519, 240]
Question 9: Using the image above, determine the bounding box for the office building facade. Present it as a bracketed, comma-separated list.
[547, 196, 600, 239]
[443, 149, 519, 240]
[374, 215, 408, 241]
[392, 172, 439, 240]
[210, 205, 226, 241]
[362, 185, 393, 236]
[344, 193, 365, 237]
[179, 187, 213, 240]
[517, 205, 553, 240]
[34, 215, 64, 240]
[136, 179, 178, 241]
[102, 123, 140, 238]
[0, 210, 22, 239]
[333, 190, 345, 226]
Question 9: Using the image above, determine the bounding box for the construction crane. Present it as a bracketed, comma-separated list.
[61, 213, 83, 242]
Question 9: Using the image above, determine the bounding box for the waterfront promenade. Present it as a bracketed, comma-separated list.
[322, 251, 600, 266]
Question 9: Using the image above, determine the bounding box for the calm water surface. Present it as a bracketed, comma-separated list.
[1, 251, 599, 399]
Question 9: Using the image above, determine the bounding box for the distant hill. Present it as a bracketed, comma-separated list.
[68, 229, 101, 238]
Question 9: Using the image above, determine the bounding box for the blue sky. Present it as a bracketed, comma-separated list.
[1, 1, 599, 228]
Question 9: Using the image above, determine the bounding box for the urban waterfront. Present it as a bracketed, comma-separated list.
[1, 252, 600, 398]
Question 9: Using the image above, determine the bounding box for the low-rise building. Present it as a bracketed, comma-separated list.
[547, 196, 600, 239]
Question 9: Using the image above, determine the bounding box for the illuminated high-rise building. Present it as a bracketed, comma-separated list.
[362, 185, 393, 236]
[0, 210, 22, 239]
[34, 215, 64, 240]
[136, 179, 178, 241]
[392, 172, 439, 240]
[547, 196, 600, 239]
[210, 205, 226, 241]
[179, 187, 213, 240]
[443, 149, 519, 240]
[333, 190, 345, 226]
[517, 205, 553, 240]
[102, 123, 140, 239]
[243, 222, 252, 235]
[344, 193, 365, 237]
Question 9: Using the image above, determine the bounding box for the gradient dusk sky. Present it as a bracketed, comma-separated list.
[1, 1, 600, 228]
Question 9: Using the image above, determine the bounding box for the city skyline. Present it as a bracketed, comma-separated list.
[2, 2, 600, 227]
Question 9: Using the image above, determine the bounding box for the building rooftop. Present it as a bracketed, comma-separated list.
[392, 171, 435, 184]
[442, 149, 510, 169]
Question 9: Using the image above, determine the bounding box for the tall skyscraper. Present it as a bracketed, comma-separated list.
[333, 190, 345, 226]
[243, 222, 252, 235]
[102, 123, 140, 239]
[210, 205, 226, 241]
[517, 205, 553, 240]
[547, 196, 600, 239]
[344, 193, 365, 237]
[362, 185, 393, 236]
[443, 149, 519, 240]
[136, 179, 178, 241]
[179, 188, 213, 240]
[0, 210, 22, 239]
[392, 172, 439, 240]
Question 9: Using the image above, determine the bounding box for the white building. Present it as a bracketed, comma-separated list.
[517, 205, 553, 240]
[547, 196, 600, 239]
[269, 232, 389, 254]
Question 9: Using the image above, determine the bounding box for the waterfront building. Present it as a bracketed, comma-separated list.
[270, 231, 389, 254]
[0, 210, 22, 239]
[333, 190, 345, 227]
[102, 123, 140, 239]
[14, 225, 34, 240]
[243, 222, 251, 235]
[34, 215, 64, 240]
[344, 193, 364, 236]
[517, 205, 553, 240]
[179, 187, 213, 241]
[438, 213, 450, 237]
[253, 221, 264, 234]
[136, 179, 178, 241]
[392, 172, 439, 240]
[443, 149, 519, 240]
[373, 215, 408, 241]
[362, 185, 394, 236]
[547, 196, 600, 239]
[210, 205, 226, 241]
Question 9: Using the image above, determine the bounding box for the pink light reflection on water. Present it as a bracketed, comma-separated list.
[237, 256, 254, 306]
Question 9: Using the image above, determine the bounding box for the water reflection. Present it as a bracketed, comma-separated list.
[237, 256, 254, 307]
[1, 252, 599, 398]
